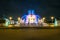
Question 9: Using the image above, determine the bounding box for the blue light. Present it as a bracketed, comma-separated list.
[28, 10, 32, 15]
[32, 10, 35, 14]
[28, 10, 35, 15]
[21, 10, 40, 24]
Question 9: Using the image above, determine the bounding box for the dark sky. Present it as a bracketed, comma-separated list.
[0, 0, 60, 18]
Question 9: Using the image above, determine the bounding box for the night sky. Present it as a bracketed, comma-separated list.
[0, 0, 60, 19]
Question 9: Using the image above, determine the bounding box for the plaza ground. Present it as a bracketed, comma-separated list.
[0, 27, 60, 40]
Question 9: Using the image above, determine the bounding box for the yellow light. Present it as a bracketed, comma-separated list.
[9, 17, 12, 20]
[50, 25, 54, 27]
[28, 15, 35, 23]
[50, 23, 54, 27]
[8, 25, 13, 27]
[43, 17, 45, 20]
[18, 17, 20, 21]
[51, 16, 54, 20]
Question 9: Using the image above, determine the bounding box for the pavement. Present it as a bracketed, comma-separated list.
[0, 26, 60, 40]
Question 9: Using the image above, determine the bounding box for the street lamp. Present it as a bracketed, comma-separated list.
[9, 17, 12, 20]
[9, 17, 15, 24]
[43, 17, 45, 20]
[51, 16, 54, 23]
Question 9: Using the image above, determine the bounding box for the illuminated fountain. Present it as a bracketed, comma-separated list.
[4, 17, 14, 27]
[21, 10, 40, 26]
[4, 18, 10, 27]
[54, 18, 58, 26]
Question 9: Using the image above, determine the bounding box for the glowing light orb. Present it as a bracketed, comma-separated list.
[18, 17, 20, 21]
[9, 17, 12, 20]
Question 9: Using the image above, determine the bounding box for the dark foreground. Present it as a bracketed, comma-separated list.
[0, 26, 60, 40]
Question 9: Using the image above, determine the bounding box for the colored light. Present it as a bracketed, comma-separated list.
[21, 10, 40, 24]
[43, 17, 45, 20]
[8, 25, 13, 27]
[51, 16, 54, 20]
[54, 18, 58, 26]
[18, 17, 20, 21]
[9, 17, 12, 20]
[4, 18, 10, 27]
[27, 15, 36, 23]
